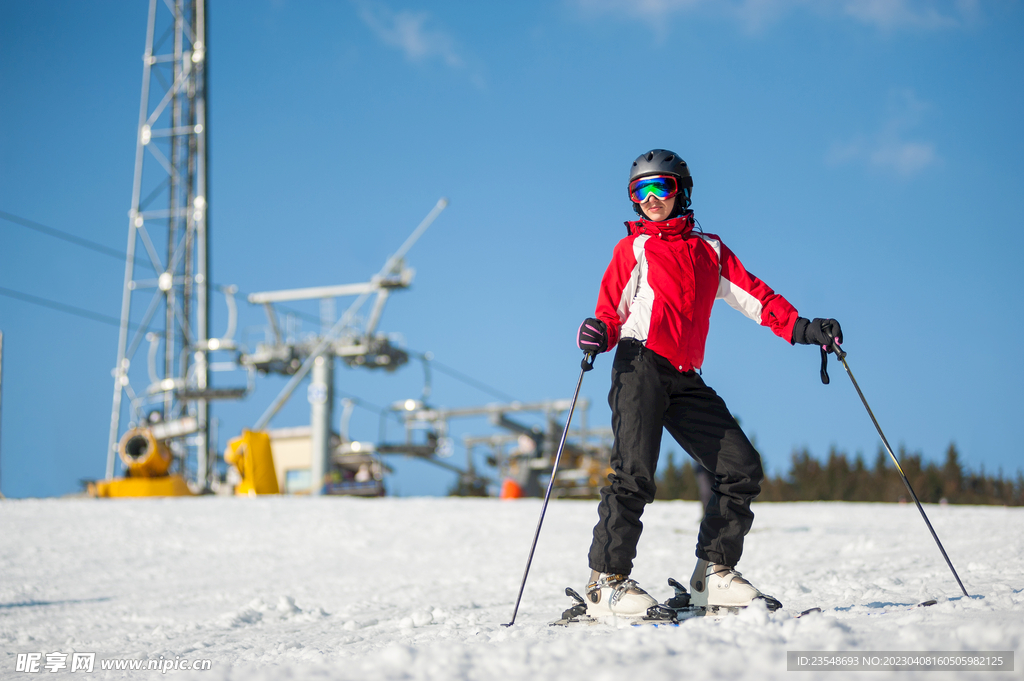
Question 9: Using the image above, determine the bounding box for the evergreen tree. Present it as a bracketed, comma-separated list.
[942, 443, 963, 501]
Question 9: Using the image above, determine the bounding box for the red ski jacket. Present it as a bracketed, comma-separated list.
[594, 213, 799, 373]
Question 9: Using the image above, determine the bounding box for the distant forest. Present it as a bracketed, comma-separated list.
[657, 443, 1024, 506]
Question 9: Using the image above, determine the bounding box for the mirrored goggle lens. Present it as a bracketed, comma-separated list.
[629, 176, 678, 202]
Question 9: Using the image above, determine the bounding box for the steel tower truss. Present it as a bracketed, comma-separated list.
[108, 0, 214, 488]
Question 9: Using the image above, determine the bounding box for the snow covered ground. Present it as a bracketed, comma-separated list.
[1, 496, 1021, 680]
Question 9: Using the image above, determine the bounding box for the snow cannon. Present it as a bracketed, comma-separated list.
[89, 427, 193, 497]
[119, 428, 173, 477]
[225, 429, 280, 496]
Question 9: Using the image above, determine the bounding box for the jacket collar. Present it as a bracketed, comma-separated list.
[625, 212, 695, 239]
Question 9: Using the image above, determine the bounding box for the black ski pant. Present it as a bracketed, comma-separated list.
[588, 339, 764, 575]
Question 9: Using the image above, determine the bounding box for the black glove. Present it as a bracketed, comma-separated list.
[792, 317, 843, 350]
[794, 317, 844, 385]
[577, 318, 608, 354]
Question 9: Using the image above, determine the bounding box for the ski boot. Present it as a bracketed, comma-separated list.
[689, 559, 782, 612]
[585, 571, 658, 617]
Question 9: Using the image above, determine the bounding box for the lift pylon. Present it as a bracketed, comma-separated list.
[107, 0, 224, 490]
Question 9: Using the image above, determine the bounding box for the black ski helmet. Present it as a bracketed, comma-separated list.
[629, 149, 693, 218]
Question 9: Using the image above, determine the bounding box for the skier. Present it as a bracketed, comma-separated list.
[577, 149, 842, 617]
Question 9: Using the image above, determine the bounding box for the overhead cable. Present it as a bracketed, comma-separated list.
[0, 209, 154, 270]
[408, 349, 517, 403]
[0, 285, 137, 331]
[0, 208, 321, 324]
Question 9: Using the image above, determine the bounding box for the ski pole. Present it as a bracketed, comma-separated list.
[825, 340, 970, 598]
[503, 351, 595, 627]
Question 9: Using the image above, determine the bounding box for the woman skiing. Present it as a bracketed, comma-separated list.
[577, 149, 843, 617]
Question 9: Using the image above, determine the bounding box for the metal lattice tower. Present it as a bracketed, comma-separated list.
[108, 0, 212, 488]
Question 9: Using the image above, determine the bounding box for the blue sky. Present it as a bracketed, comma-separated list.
[1, 0, 1022, 499]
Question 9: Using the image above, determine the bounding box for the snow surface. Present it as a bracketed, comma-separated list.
[1, 497, 1021, 680]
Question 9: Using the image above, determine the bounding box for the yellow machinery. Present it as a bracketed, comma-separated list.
[89, 428, 193, 497]
[225, 429, 280, 495]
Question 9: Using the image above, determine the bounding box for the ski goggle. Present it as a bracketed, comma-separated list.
[628, 175, 679, 203]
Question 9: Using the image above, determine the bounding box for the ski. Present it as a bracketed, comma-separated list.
[550, 579, 937, 627]
[794, 607, 822, 618]
[792, 599, 936, 618]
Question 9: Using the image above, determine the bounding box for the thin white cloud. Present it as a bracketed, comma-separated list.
[827, 89, 939, 177]
[575, 0, 704, 21]
[868, 140, 937, 175]
[841, 0, 979, 31]
[829, 138, 938, 176]
[572, 0, 714, 38]
[570, 0, 978, 32]
[355, 2, 471, 74]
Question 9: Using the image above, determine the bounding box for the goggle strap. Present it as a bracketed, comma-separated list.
[630, 175, 691, 188]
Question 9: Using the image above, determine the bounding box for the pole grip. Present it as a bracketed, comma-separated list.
[829, 337, 846, 361]
[581, 351, 595, 372]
